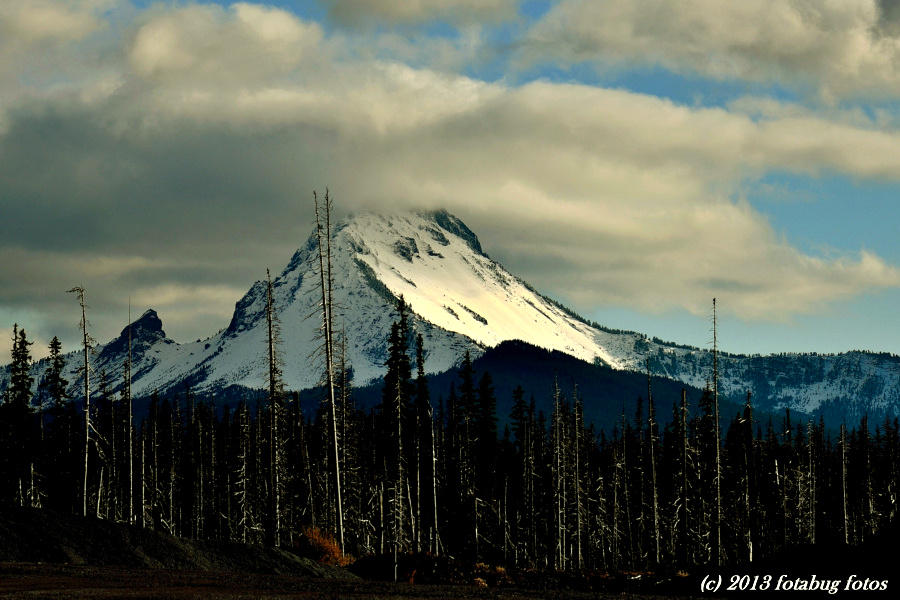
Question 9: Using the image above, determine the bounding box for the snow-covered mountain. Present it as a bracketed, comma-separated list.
[4, 210, 900, 421]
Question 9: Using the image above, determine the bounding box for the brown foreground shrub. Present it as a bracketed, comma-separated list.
[300, 527, 352, 567]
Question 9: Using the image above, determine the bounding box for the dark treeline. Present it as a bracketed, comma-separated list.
[2, 301, 899, 574]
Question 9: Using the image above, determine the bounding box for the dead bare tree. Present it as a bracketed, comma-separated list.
[68, 286, 94, 518]
[265, 269, 284, 546]
[712, 297, 722, 566]
[646, 359, 660, 566]
[841, 422, 849, 545]
[126, 300, 134, 524]
[314, 189, 344, 551]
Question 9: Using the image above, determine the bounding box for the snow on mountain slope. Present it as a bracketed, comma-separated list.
[342, 212, 624, 368]
[133, 208, 639, 396]
[3, 209, 900, 421]
[117, 212, 484, 396]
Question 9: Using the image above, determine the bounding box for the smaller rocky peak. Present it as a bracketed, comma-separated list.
[120, 309, 165, 340]
[99, 308, 167, 363]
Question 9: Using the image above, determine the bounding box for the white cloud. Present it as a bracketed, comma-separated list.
[129, 3, 323, 84]
[2, 0, 900, 349]
[0, 1, 109, 89]
[523, 0, 900, 100]
[0, 1, 104, 44]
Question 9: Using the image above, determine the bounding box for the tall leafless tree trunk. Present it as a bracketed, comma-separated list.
[841, 422, 849, 544]
[807, 420, 815, 544]
[429, 399, 440, 555]
[127, 300, 134, 524]
[743, 391, 753, 562]
[265, 269, 282, 547]
[712, 298, 722, 566]
[140, 429, 146, 528]
[620, 407, 634, 569]
[552, 379, 563, 569]
[68, 287, 92, 518]
[574, 391, 583, 570]
[314, 189, 344, 551]
[237, 402, 251, 544]
[647, 361, 660, 566]
[679, 389, 689, 567]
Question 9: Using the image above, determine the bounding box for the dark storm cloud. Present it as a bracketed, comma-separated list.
[0, 103, 323, 258]
[321, 0, 517, 26]
[878, 0, 900, 28]
[0, 92, 336, 350]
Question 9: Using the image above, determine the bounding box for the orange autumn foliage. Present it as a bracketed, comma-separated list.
[301, 526, 352, 566]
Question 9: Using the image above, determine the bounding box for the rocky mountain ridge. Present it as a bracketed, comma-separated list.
[2, 210, 899, 422]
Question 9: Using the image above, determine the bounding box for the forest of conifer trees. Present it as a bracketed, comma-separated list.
[2, 296, 899, 575]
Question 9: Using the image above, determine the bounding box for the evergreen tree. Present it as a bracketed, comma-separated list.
[412, 332, 438, 553]
[41, 336, 76, 513]
[8, 325, 34, 409]
[379, 296, 413, 565]
[4, 326, 38, 506]
[40, 336, 68, 408]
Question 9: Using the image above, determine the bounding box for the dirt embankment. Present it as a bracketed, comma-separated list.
[0, 507, 690, 599]
[0, 505, 355, 580]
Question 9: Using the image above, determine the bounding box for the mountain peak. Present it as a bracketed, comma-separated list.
[339, 209, 485, 259]
[78, 307, 170, 380]
[95, 308, 167, 362]
[5, 206, 900, 423]
[121, 308, 164, 338]
[329, 208, 628, 369]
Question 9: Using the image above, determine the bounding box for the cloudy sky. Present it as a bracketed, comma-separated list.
[3, 0, 900, 359]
